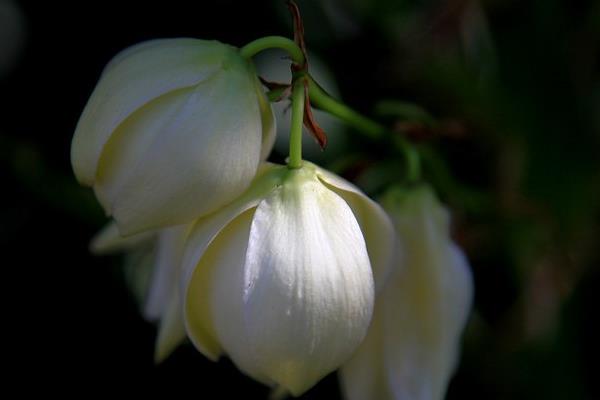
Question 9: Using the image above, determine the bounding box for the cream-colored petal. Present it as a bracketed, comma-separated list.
[89, 221, 154, 254]
[182, 164, 287, 361]
[203, 208, 275, 386]
[254, 75, 276, 161]
[339, 302, 395, 400]
[439, 243, 474, 372]
[380, 241, 472, 400]
[446, 243, 474, 330]
[215, 169, 374, 396]
[184, 209, 256, 364]
[132, 225, 191, 363]
[143, 225, 189, 321]
[314, 162, 396, 292]
[94, 57, 264, 234]
[72, 38, 231, 185]
[180, 163, 285, 289]
[154, 289, 188, 364]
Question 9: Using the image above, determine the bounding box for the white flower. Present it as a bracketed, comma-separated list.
[90, 222, 190, 362]
[340, 185, 474, 400]
[181, 161, 395, 396]
[72, 38, 275, 235]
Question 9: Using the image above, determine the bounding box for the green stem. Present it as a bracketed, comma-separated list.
[288, 80, 306, 169]
[266, 87, 289, 102]
[393, 136, 421, 182]
[240, 36, 305, 65]
[307, 77, 385, 140]
[307, 77, 421, 182]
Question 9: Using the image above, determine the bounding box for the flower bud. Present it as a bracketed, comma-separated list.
[181, 162, 395, 396]
[72, 38, 275, 235]
[340, 185, 474, 400]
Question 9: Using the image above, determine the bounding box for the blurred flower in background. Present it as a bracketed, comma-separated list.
[341, 185, 473, 400]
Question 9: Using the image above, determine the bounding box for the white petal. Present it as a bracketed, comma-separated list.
[143, 225, 189, 321]
[215, 169, 374, 396]
[339, 302, 395, 400]
[315, 163, 396, 292]
[181, 164, 285, 290]
[94, 58, 264, 234]
[184, 209, 255, 364]
[154, 288, 187, 364]
[72, 38, 230, 185]
[125, 225, 189, 362]
[439, 243, 474, 371]
[182, 164, 287, 361]
[89, 221, 154, 254]
[447, 244, 474, 330]
[207, 208, 277, 385]
[253, 75, 276, 161]
[381, 243, 472, 400]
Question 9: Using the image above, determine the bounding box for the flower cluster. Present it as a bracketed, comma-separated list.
[73, 38, 473, 399]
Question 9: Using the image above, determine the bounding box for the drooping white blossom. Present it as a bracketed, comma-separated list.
[72, 38, 275, 235]
[181, 162, 395, 396]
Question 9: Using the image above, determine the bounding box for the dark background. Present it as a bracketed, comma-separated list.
[1, 0, 599, 398]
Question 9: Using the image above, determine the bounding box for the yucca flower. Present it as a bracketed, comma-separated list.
[72, 38, 275, 235]
[340, 185, 474, 400]
[181, 161, 395, 396]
